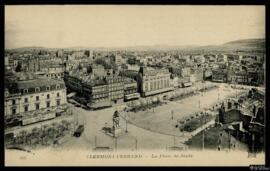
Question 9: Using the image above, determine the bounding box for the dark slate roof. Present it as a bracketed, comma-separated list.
[124, 77, 137, 84]
[15, 78, 65, 95]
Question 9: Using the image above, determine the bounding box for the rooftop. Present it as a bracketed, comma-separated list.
[124, 77, 137, 84]
[17, 78, 65, 90]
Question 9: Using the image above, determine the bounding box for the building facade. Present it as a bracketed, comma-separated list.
[41, 64, 65, 79]
[212, 69, 228, 82]
[64, 70, 126, 107]
[106, 76, 124, 103]
[137, 67, 174, 97]
[123, 77, 140, 101]
[87, 64, 106, 77]
[83, 79, 111, 108]
[5, 74, 67, 128]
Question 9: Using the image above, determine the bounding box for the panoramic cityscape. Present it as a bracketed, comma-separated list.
[4, 5, 265, 166]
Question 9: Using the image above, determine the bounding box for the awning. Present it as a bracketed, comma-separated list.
[56, 108, 65, 113]
[183, 82, 192, 87]
[87, 100, 111, 108]
[67, 92, 76, 98]
[124, 93, 140, 100]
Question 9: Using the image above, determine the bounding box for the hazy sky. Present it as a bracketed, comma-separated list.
[5, 5, 265, 49]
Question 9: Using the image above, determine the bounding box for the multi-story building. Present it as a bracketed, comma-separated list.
[41, 64, 65, 79]
[226, 54, 239, 62]
[83, 78, 111, 108]
[217, 54, 227, 62]
[87, 64, 106, 77]
[112, 54, 123, 65]
[194, 55, 205, 64]
[72, 51, 85, 59]
[4, 72, 68, 128]
[106, 76, 124, 103]
[204, 69, 213, 80]
[168, 67, 182, 76]
[63, 70, 86, 94]
[27, 57, 40, 72]
[181, 67, 191, 77]
[63, 60, 80, 71]
[64, 70, 125, 107]
[190, 68, 204, 83]
[137, 66, 174, 97]
[123, 78, 140, 101]
[8, 57, 19, 71]
[5, 56, 9, 67]
[169, 66, 191, 77]
[212, 69, 228, 82]
[56, 49, 64, 57]
[170, 74, 179, 88]
[228, 71, 249, 84]
[119, 70, 139, 81]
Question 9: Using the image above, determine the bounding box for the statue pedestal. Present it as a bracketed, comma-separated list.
[113, 128, 123, 137]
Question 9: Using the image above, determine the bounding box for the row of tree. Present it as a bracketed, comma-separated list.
[7, 120, 72, 148]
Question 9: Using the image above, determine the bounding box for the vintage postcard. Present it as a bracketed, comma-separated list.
[4, 5, 266, 166]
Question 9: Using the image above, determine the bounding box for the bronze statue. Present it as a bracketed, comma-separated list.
[113, 111, 120, 128]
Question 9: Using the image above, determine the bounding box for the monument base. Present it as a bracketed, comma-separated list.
[113, 128, 123, 137]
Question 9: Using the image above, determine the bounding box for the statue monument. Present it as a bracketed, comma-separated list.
[112, 110, 122, 137]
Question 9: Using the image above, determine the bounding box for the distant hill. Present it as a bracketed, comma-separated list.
[222, 38, 265, 50]
[6, 38, 265, 53]
[7, 46, 51, 53]
[190, 38, 265, 53]
[223, 38, 265, 46]
[10, 46, 46, 51]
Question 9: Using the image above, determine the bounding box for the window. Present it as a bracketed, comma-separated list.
[56, 84, 60, 89]
[47, 94, 50, 99]
[12, 99, 16, 105]
[36, 104, 40, 110]
[23, 89, 28, 94]
[57, 100, 60, 106]
[12, 108, 16, 115]
[46, 101, 50, 108]
[36, 96, 39, 101]
[24, 106, 28, 112]
[57, 93, 60, 97]
[46, 86, 50, 91]
[35, 87, 40, 92]
[24, 98, 28, 103]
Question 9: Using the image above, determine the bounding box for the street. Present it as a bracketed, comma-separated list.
[125, 83, 247, 137]
[62, 103, 182, 151]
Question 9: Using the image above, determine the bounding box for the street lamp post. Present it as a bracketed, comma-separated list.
[135, 137, 138, 151]
[201, 112, 205, 151]
[95, 136, 97, 148]
[115, 137, 118, 151]
[228, 131, 231, 152]
[123, 110, 128, 133]
[72, 107, 76, 133]
[125, 115, 128, 133]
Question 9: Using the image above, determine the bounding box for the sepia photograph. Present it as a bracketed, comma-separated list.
[4, 5, 266, 166]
